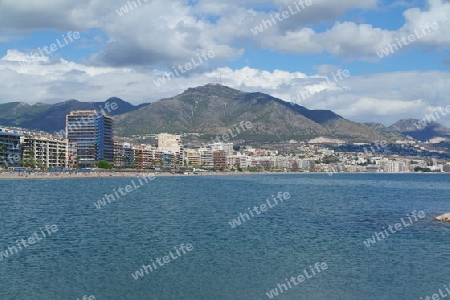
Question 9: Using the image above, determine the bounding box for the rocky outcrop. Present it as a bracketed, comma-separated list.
[434, 213, 450, 222]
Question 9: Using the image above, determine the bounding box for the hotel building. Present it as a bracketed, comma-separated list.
[66, 110, 114, 167]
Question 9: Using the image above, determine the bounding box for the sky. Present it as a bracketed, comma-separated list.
[0, 0, 449, 126]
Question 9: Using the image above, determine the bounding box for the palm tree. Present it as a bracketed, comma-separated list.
[58, 152, 65, 168]
[0, 144, 7, 163]
[0, 144, 7, 154]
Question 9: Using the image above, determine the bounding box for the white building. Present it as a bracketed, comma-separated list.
[22, 134, 68, 168]
[157, 133, 181, 154]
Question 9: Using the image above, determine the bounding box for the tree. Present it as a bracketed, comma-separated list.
[97, 159, 113, 169]
[58, 152, 65, 168]
[0, 144, 7, 154]
[0, 144, 7, 164]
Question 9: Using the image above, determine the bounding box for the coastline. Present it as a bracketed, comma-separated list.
[0, 171, 447, 180]
[0, 171, 298, 180]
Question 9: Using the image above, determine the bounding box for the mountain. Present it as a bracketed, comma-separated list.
[365, 122, 388, 131]
[387, 119, 450, 142]
[0, 98, 148, 132]
[114, 84, 400, 142]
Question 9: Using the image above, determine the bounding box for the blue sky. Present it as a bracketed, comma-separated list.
[0, 0, 449, 126]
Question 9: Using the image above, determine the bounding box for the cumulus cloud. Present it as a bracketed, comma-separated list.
[1, 50, 449, 127]
[0, 0, 448, 64]
[0, 0, 449, 128]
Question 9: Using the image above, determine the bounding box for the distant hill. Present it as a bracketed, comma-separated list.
[0, 98, 148, 132]
[114, 84, 400, 142]
[3, 85, 449, 144]
[387, 119, 450, 142]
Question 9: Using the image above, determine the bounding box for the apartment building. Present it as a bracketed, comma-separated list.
[22, 134, 68, 168]
[184, 148, 201, 167]
[157, 133, 181, 154]
[133, 144, 153, 169]
[66, 111, 114, 166]
[0, 128, 22, 167]
[198, 148, 213, 169]
[213, 150, 227, 170]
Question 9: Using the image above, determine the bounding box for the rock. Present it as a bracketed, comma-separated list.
[434, 213, 450, 222]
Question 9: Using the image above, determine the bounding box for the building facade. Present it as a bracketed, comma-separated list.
[22, 134, 68, 169]
[66, 111, 114, 167]
[156, 133, 181, 154]
[0, 128, 22, 167]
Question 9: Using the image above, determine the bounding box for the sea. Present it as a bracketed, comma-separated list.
[0, 173, 450, 300]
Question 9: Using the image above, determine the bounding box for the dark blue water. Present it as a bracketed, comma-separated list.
[1, 174, 450, 300]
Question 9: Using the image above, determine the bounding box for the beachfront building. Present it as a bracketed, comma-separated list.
[0, 128, 22, 167]
[198, 148, 213, 169]
[227, 154, 247, 169]
[213, 150, 227, 170]
[133, 144, 153, 169]
[66, 110, 114, 167]
[114, 142, 136, 168]
[161, 151, 175, 169]
[183, 148, 201, 167]
[22, 134, 68, 169]
[157, 133, 183, 168]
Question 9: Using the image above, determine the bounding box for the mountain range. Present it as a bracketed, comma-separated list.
[0, 98, 148, 133]
[1, 84, 449, 143]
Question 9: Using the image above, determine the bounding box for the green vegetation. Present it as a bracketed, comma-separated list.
[96, 159, 113, 169]
[413, 166, 432, 172]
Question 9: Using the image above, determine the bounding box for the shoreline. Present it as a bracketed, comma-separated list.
[0, 171, 447, 180]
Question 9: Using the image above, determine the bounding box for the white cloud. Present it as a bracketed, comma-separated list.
[1, 50, 449, 127]
[0, 0, 447, 64]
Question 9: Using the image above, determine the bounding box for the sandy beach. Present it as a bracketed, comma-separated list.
[0, 170, 288, 180]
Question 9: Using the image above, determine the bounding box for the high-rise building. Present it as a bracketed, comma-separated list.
[0, 128, 22, 167]
[66, 110, 114, 167]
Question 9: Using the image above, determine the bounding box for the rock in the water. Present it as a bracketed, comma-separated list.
[434, 213, 450, 222]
